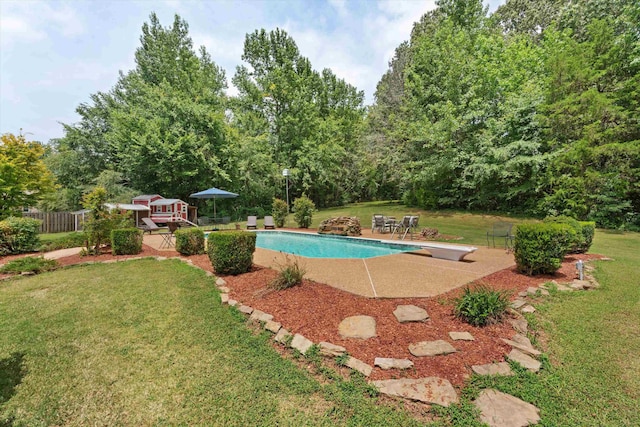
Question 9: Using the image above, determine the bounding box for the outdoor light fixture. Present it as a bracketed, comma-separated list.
[576, 259, 584, 280]
[282, 169, 290, 212]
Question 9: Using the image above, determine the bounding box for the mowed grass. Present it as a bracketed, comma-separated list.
[469, 229, 640, 426]
[0, 259, 422, 426]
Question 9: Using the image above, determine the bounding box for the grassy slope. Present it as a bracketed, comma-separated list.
[0, 259, 422, 426]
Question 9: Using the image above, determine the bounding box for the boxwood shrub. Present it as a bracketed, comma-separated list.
[175, 228, 205, 255]
[578, 221, 596, 253]
[514, 222, 575, 275]
[0, 216, 42, 255]
[207, 231, 256, 275]
[111, 228, 143, 255]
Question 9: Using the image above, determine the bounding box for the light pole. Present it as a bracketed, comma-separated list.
[282, 168, 290, 212]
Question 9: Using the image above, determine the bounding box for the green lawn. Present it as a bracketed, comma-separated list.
[8, 204, 640, 425]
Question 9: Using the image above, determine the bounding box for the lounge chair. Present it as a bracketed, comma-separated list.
[139, 217, 164, 234]
[264, 216, 276, 229]
[247, 216, 257, 229]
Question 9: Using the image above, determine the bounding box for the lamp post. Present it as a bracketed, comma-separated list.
[282, 168, 290, 212]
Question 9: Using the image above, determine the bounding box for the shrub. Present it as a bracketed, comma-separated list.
[40, 232, 87, 252]
[175, 228, 205, 255]
[0, 216, 42, 255]
[111, 228, 143, 255]
[0, 256, 58, 274]
[293, 195, 315, 228]
[269, 256, 306, 290]
[207, 231, 256, 275]
[578, 221, 596, 253]
[514, 222, 575, 275]
[454, 285, 510, 326]
[544, 216, 585, 253]
[272, 198, 288, 228]
[82, 187, 131, 255]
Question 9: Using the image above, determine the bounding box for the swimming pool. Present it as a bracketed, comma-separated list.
[254, 231, 422, 259]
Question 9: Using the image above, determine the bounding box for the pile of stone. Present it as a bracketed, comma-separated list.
[420, 227, 440, 239]
[318, 216, 361, 236]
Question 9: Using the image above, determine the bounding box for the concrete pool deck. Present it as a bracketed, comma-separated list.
[143, 229, 515, 298]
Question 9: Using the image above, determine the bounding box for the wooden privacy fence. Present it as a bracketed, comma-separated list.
[22, 212, 75, 233]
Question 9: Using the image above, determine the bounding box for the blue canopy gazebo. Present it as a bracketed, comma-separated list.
[189, 187, 239, 220]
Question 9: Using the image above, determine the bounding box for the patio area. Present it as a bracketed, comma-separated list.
[143, 229, 515, 298]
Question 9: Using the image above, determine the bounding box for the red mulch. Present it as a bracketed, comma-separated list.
[0, 246, 602, 387]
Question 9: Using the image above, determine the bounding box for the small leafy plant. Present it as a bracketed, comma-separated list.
[0, 256, 58, 274]
[269, 255, 306, 290]
[272, 198, 288, 228]
[292, 195, 315, 228]
[454, 285, 510, 326]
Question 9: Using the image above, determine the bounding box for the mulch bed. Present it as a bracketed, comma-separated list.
[0, 247, 603, 387]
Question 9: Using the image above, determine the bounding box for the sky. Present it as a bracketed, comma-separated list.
[0, 0, 505, 144]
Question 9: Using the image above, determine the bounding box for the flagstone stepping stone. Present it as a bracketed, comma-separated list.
[228, 299, 238, 306]
[556, 284, 572, 292]
[264, 320, 281, 334]
[571, 280, 589, 290]
[511, 299, 526, 309]
[507, 349, 541, 372]
[239, 305, 253, 315]
[449, 331, 474, 341]
[527, 287, 539, 295]
[374, 357, 414, 370]
[218, 286, 230, 293]
[393, 305, 429, 323]
[249, 309, 273, 323]
[508, 318, 528, 334]
[521, 305, 536, 313]
[338, 315, 376, 339]
[538, 288, 550, 296]
[409, 340, 456, 357]
[474, 389, 540, 427]
[471, 362, 514, 376]
[512, 333, 533, 348]
[371, 377, 459, 407]
[345, 356, 373, 376]
[205, 271, 214, 277]
[291, 333, 313, 355]
[318, 342, 346, 357]
[274, 328, 291, 344]
[215, 277, 226, 286]
[501, 338, 541, 357]
[220, 293, 229, 303]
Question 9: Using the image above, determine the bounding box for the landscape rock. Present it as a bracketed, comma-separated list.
[220, 293, 229, 304]
[371, 378, 459, 407]
[249, 309, 274, 323]
[538, 288, 550, 296]
[518, 291, 529, 297]
[20, 271, 36, 276]
[228, 299, 238, 307]
[393, 305, 429, 323]
[512, 333, 533, 348]
[556, 284, 572, 292]
[290, 334, 313, 355]
[215, 277, 227, 286]
[526, 287, 539, 295]
[521, 305, 536, 313]
[508, 318, 528, 334]
[501, 338, 541, 357]
[571, 280, 589, 290]
[274, 328, 291, 344]
[507, 349, 541, 372]
[511, 299, 526, 309]
[409, 340, 456, 357]
[345, 356, 373, 376]
[338, 315, 376, 339]
[471, 362, 514, 376]
[218, 286, 230, 293]
[374, 357, 414, 370]
[474, 389, 540, 427]
[238, 305, 254, 315]
[449, 331, 474, 341]
[264, 320, 282, 334]
[318, 342, 346, 357]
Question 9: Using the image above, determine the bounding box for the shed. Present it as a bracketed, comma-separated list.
[104, 203, 151, 227]
[149, 198, 189, 223]
[132, 194, 164, 207]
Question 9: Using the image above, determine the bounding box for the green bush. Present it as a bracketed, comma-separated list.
[175, 228, 205, 255]
[293, 195, 315, 228]
[514, 222, 575, 275]
[110, 228, 143, 255]
[0, 216, 42, 255]
[207, 231, 256, 275]
[578, 221, 596, 253]
[544, 216, 585, 253]
[272, 198, 288, 228]
[269, 256, 306, 290]
[0, 256, 58, 274]
[454, 285, 510, 326]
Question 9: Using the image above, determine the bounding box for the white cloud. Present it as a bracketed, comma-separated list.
[328, 0, 349, 19]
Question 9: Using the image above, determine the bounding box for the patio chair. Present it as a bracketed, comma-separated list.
[401, 215, 419, 240]
[246, 216, 257, 229]
[264, 216, 276, 229]
[391, 215, 412, 239]
[486, 221, 514, 249]
[139, 217, 164, 234]
[372, 214, 388, 233]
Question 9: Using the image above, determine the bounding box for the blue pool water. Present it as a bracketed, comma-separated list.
[254, 231, 421, 259]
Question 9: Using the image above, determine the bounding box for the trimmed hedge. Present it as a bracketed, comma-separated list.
[514, 222, 575, 275]
[111, 228, 143, 255]
[207, 231, 256, 275]
[0, 216, 42, 255]
[175, 228, 205, 255]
